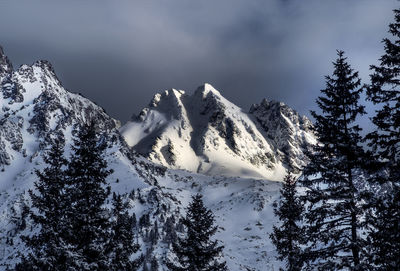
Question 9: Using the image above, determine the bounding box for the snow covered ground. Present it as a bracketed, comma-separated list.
[0, 148, 284, 270]
[159, 170, 283, 270]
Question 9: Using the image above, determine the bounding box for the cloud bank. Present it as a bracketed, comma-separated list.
[0, 0, 397, 122]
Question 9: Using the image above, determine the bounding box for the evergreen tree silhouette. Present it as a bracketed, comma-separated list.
[167, 194, 227, 271]
[270, 173, 304, 271]
[19, 134, 71, 270]
[64, 123, 111, 270]
[366, 8, 400, 269]
[302, 51, 367, 269]
[107, 192, 141, 271]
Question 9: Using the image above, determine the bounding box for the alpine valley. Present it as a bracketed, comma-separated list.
[0, 46, 316, 270]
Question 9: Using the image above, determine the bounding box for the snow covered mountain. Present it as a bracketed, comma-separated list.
[121, 83, 316, 180]
[0, 47, 120, 171]
[0, 46, 312, 270]
[0, 45, 162, 269]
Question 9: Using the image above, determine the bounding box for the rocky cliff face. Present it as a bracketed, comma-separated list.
[121, 83, 316, 180]
[249, 98, 316, 173]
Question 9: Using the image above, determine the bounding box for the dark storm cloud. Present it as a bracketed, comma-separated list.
[0, 0, 397, 124]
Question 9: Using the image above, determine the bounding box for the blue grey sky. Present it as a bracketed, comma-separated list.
[0, 0, 398, 124]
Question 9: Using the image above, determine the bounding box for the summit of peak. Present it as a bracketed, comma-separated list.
[33, 60, 55, 72]
[149, 88, 185, 107]
[194, 83, 222, 98]
[203, 82, 217, 91]
[33, 60, 61, 80]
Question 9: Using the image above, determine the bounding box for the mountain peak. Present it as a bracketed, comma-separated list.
[0, 52, 120, 168]
[33, 60, 57, 75]
[194, 83, 222, 98]
[121, 84, 316, 179]
[149, 88, 185, 108]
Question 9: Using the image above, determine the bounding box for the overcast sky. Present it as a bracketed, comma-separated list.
[0, 0, 398, 124]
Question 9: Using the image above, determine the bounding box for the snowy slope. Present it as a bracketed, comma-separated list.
[121, 83, 316, 180]
[0, 45, 299, 270]
[158, 170, 284, 271]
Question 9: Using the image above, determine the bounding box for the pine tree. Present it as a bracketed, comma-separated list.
[366, 189, 400, 270]
[107, 192, 141, 271]
[149, 220, 159, 246]
[64, 123, 111, 270]
[163, 216, 177, 244]
[270, 173, 304, 271]
[166, 194, 227, 271]
[302, 51, 367, 270]
[366, 8, 400, 268]
[17, 124, 143, 271]
[19, 134, 71, 270]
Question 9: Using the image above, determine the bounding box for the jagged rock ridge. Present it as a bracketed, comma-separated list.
[121, 83, 316, 180]
[0, 48, 120, 169]
[249, 98, 315, 173]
